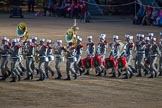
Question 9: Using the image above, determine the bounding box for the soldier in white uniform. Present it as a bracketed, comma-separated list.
[37, 38, 48, 81]
[74, 37, 84, 76]
[31, 36, 39, 74]
[84, 36, 95, 75]
[54, 40, 64, 79]
[149, 38, 161, 78]
[64, 41, 77, 80]
[10, 39, 22, 82]
[95, 34, 107, 76]
[135, 34, 146, 77]
[159, 32, 162, 76]
[109, 35, 122, 77]
[120, 35, 134, 78]
[0, 37, 10, 80]
[17, 38, 26, 76]
[45, 39, 54, 78]
[24, 39, 35, 80]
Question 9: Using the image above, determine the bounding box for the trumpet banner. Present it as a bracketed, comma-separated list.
[81, 57, 92, 69]
[117, 56, 127, 69]
[91, 55, 102, 68]
[104, 57, 116, 69]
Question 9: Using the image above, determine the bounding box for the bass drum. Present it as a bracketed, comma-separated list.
[81, 56, 92, 69]
[117, 56, 128, 70]
[92, 55, 102, 68]
[104, 57, 116, 69]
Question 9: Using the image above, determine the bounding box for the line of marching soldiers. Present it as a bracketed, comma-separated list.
[0, 32, 162, 82]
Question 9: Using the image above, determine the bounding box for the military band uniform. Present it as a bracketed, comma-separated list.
[25, 41, 35, 80]
[65, 43, 77, 80]
[38, 41, 48, 81]
[149, 42, 161, 78]
[0, 42, 10, 80]
[45, 44, 54, 78]
[10, 42, 22, 82]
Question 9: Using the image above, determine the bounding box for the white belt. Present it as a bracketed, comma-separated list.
[26, 55, 34, 57]
[11, 57, 19, 59]
[1, 55, 10, 57]
[67, 56, 75, 59]
[137, 51, 145, 54]
[150, 54, 157, 57]
[39, 56, 46, 58]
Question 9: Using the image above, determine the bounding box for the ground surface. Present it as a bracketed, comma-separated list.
[0, 14, 162, 108]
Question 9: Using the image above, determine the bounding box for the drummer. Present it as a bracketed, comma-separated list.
[95, 34, 107, 76]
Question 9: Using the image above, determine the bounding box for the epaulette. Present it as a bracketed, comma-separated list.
[80, 45, 84, 48]
[71, 46, 76, 50]
[49, 46, 52, 49]
[44, 46, 48, 48]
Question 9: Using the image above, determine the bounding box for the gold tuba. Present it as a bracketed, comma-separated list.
[16, 22, 28, 42]
[16, 22, 28, 59]
[65, 19, 79, 46]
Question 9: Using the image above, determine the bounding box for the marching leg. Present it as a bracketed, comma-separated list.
[55, 58, 62, 79]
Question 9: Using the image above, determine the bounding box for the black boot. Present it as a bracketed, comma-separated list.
[30, 73, 34, 80]
[51, 71, 54, 77]
[0, 74, 8, 81]
[46, 72, 49, 78]
[123, 71, 130, 79]
[10, 76, 17, 82]
[55, 74, 62, 80]
[104, 70, 107, 76]
[84, 70, 89, 75]
[136, 70, 142, 77]
[18, 75, 22, 81]
[159, 72, 162, 76]
[64, 75, 71, 80]
[96, 72, 101, 76]
[155, 72, 160, 78]
[73, 73, 78, 80]
[24, 75, 30, 80]
[148, 72, 155, 78]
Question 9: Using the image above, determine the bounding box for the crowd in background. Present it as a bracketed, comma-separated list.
[133, 6, 162, 26]
[43, 0, 88, 19]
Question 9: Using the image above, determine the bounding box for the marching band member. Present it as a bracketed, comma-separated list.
[109, 35, 121, 58]
[17, 38, 26, 75]
[158, 32, 162, 76]
[37, 38, 48, 81]
[24, 39, 35, 80]
[74, 37, 84, 75]
[84, 35, 95, 75]
[148, 33, 154, 40]
[65, 41, 77, 80]
[0, 37, 11, 80]
[135, 34, 146, 77]
[54, 40, 64, 79]
[144, 37, 151, 75]
[45, 39, 54, 78]
[149, 38, 161, 78]
[133, 33, 141, 72]
[31, 36, 39, 74]
[109, 35, 122, 77]
[95, 34, 107, 76]
[10, 39, 22, 82]
[121, 35, 134, 78]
